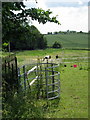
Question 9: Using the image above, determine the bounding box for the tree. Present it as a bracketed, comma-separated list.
[67, 30, 69, 33]
[47, 32, 52, 34]
[80, 31, 83, 33]
[54, 31, 58, 34]
[52, 41, 62, 48]
[2, 2, 60, 47]
[10, 24, 47, 50]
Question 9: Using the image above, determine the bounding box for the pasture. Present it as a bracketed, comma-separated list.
[16, 48, 89, 66]
[9, 48, 88, 118]
[45, 33, 88, 49]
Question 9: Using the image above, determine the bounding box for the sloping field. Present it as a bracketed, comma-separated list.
[45, 33, 88, 49]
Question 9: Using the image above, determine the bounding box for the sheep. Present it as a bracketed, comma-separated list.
[43, 55, 51, 61]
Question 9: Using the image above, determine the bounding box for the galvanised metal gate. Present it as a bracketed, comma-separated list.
[18, 63, 60, 100]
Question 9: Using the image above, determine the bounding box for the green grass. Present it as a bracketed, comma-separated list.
[38, 62, 88, 118]
[2, 49, 89, 118]
[3, 62, 88, 118]
[17, 49, 89, 118]
[56, 63, 88, 118]
[45, 33, 88, 49]
[16, 48, 89, 66]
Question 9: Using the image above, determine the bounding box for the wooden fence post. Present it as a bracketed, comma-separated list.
[23, 65, 26, 91]
[15, 57, 18, 91]
[11, 64, 14, 84]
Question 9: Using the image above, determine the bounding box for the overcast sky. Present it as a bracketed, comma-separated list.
[24, 0, 89, 34]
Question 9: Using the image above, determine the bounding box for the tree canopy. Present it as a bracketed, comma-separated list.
[10, 25, 47, 50]
[2, 2, 60, 50]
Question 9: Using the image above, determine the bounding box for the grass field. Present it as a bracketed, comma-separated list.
[15, 49, 88, 118]
[45, 33, 88, 49]
[41, 62, 88, 118]
[2, 48, 89, 118]
[15, 48, 89, 66]
[2, 28, 89, 119]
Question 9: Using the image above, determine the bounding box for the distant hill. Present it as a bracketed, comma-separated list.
[44, 33, 88, 49]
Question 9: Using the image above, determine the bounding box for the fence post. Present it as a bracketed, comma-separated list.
[23, 65, 26, 91]
[40, 64, 42, 86]
[45, 67, 48, 99]
[15, 57, 18, 92]
[36, 63, 40, 99]
[11, 64, 14, 87]
[51, 63, 55, 92]
[18, 67, 23, 92]
[40, 64, 44, 97]
[58, 73, 60, 97]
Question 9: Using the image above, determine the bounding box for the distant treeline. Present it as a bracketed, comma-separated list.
[47, 30, 89, 35]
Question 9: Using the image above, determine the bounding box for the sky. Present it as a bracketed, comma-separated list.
[24, 0, 89, 34]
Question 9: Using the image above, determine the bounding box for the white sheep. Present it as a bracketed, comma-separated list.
[43, 55, 51, 61]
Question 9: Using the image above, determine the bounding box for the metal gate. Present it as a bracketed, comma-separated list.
[18, 63, 60, 100]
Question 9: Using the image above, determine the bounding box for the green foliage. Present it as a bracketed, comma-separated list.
[10, 25, 47, 50]
[79, 31, 83, 33]
[52, 41, 62, 48]
[2, 2, 60, 48]
[2, 91, 45, 118]
[54, 31, 58, 34]
[47, 32, 52, 34]
[3, 43, 9, 46]
[2, 43, 9, 51]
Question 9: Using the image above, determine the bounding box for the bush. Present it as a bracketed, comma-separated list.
[52, 41, 62, 48]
